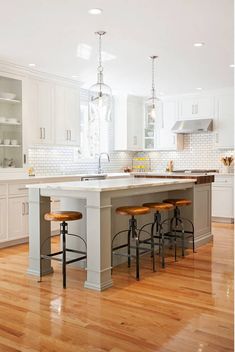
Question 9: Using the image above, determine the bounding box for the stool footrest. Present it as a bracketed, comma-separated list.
[112, 243, 128, 251]
[66, 256, 87, 265]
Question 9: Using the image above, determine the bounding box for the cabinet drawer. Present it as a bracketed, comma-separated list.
[0, 184, 7, 197]
[214, 176, 234, 186]
[8, 183, 28, 196]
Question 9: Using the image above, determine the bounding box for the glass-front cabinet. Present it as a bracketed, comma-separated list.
[0, 75, 23, 168]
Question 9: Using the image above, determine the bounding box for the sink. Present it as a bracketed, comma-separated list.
[81, 174, 107, 181]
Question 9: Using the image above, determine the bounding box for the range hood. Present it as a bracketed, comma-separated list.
[171, 119, 213, 134]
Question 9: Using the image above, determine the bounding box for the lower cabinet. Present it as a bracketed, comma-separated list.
[0, 197, 7, 242]
[212, 175, 234, 222]
[8, 196, 29, 240]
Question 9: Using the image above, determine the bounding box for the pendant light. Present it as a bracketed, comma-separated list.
[146, 55, 159, 121]
[88, 31, 112, 122]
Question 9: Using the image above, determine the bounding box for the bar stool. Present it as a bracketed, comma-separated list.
[40, 211, 87, 288]
[142, 202, 174, 268]
[163, 199, 195, 260]
[112, 205, 154, 280]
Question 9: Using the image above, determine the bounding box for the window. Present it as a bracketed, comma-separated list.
[80, 89, 113, 158]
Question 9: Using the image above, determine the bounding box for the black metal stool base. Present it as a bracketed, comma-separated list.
[112, 215, 155, 280]
[39, 221, 87, 288]
[165, 206, 196, 261]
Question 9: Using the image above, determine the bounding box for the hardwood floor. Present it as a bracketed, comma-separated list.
[0, 223, 233, 352]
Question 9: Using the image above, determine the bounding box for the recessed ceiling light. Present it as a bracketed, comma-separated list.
[196, 87, 202, 90]
[28, 63, 36, 67]
[88, 8, 102, 15]
[229, 64, 235, 68]
[193, 42, 205, 47]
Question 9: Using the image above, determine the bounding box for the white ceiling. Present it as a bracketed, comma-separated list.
[0, 0, 233, 95]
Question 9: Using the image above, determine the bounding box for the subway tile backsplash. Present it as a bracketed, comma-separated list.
[28, 133, 234, 175]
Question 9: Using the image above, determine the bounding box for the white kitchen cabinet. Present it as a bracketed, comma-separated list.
[212, 175, 234, 222]
[179, 95, 214, 120]
[55, 85, 80, 146]
[27, 79, 54, 145]
[0, 197, 7, 241]
[114, 94, 144, 151]
[214, 92, 234, 149]
[8, 196, 29, 240]
[156, 99, 184, 151]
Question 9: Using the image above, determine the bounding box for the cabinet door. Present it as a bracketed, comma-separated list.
[65, 87, 80, 146]
[127, 95, 144, 150]
[212, 186, 234, 218]
[196, 96, 214, 118]
[179, 98, 195, 120]
[215, 94, 234, 149]
[114, 95, 128, 150]
[179, 96, 213, 120]
[28, 79, 54, 145]
[55, 85, 80, 146]
[8, 196, 28, 239]
[156, 100, 183, 151]
[0, 198, 7, 242]
[54, 85, 67, 144]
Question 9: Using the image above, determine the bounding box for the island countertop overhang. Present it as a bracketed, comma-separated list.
[26, 177, 196, 193]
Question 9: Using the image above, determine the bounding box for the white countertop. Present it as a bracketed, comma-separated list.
[27, 177, 196, 192]
[0, 172, 131, 183]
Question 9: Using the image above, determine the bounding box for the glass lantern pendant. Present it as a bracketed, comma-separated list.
[89, 31, 112, 122]
[146, 55, 159, 123]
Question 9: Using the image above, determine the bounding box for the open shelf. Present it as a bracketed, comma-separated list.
[0, 145, 21, 148]
[0, 122, 21, 126]
[0, 97, 21, 104]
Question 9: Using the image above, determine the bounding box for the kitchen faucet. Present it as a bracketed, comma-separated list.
[98, 153, 110, 174]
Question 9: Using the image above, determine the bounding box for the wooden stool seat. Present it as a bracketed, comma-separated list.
[143, 202, 174, 212]
[163, 199, 192, 207]
[116, 206, 150, 216]
[44, 211, 83, 222]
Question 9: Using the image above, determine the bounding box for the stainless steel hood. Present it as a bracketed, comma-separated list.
[171, 119, 213, 134]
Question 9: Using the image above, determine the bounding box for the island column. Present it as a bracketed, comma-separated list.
[84, 190, 113, 291]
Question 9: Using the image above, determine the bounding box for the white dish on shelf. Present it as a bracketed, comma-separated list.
[0, 92, 16, 100]
[11, 139, 18, 145]
[3, 139, 10, 145]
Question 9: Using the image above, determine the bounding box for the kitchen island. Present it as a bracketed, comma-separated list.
[27, 177, 212, 291]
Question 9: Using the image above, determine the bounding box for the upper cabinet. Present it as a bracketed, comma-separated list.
[114, 94, 144, 151]
[214, 89, 234, 149]
[156, 99, 183, 151]
[54, 85, 80, 146]
[27, 79, 54, 145]
[27, 78, 80, 147]
[179, 95, 214, 120]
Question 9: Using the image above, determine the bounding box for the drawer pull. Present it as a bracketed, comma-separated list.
[18, 187, 27, 191]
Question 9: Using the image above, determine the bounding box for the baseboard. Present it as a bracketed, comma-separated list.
[0, 237, 29, 249]
[212, 217, 234, 224]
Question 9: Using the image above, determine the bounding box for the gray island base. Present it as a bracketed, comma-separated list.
[27, 177, 212, 291]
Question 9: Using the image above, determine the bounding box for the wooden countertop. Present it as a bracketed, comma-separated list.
[134, 173, 214, 184]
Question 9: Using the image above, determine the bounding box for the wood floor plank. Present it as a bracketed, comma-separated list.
[0, 223, 233, 352]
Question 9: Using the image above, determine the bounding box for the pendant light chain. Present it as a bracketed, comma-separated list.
[151, 55, 157, 101]
[98, 32, 103, 73]
[152, 57, 155, 91]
